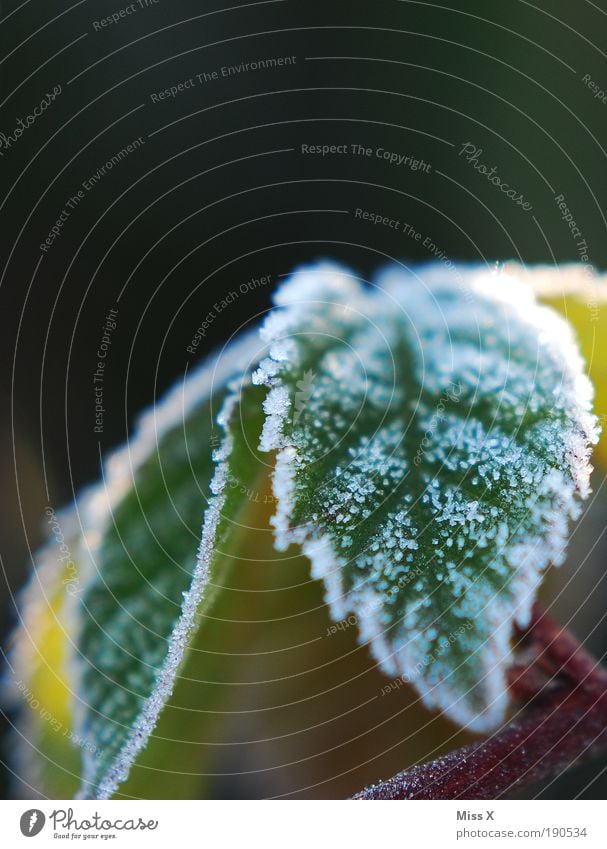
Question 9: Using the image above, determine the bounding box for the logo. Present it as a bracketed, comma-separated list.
[20, 810, 46, 837]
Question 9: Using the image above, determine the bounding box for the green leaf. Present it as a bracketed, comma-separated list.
[10, 331, 268, 800]
[252, 262, 598, 731]
[75, 335, 268, 799]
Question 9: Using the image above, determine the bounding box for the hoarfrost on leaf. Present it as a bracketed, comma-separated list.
[10, 260, 599, 802]
[253, 261, 599, 731]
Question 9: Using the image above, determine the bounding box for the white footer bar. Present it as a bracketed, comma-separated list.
[1, 799, 605, 848]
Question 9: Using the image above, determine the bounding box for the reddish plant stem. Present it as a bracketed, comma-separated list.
[354, 688, 607, 800]
[523, 609, 607, 694]
[354, 606, 607, 800]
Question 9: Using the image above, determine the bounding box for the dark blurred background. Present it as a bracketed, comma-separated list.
[1, 0, 606, 799]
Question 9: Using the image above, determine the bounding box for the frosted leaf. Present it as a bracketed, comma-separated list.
[254, 262, 599, 731]
[11, 330, 267, 799]
[75, 334, 267, 799]
[9, 260, 601, 802]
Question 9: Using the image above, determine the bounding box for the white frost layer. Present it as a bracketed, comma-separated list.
[254, 260, 599, 733]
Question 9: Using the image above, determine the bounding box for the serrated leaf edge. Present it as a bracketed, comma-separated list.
[253, 262, 599, 732]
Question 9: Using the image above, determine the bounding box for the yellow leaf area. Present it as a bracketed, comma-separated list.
[540, 296, 607, 469]
[502, 263, 607, 469]
[9, 559, 81, 798]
